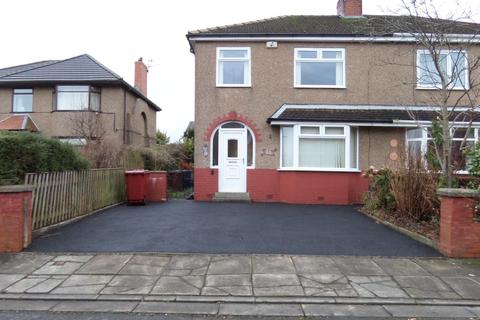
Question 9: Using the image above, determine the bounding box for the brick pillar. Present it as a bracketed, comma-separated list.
[437, 188, 480, 258]
[0, 185, 34, 253]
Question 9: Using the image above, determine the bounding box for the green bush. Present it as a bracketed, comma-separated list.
[0, 132, 89, 185]
[363, 167, 396, 212]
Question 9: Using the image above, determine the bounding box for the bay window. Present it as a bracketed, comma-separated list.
[56, 85, 101, 111]
[417, 50, 469, 90]
[216, 48, 251, 87]
[294, 48, 345, 88]
[281, 125, 358, 170]
[406, 127, 478, 171]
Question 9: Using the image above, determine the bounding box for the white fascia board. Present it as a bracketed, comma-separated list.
[274, 103, 476, 114]
[269, 120, 480, 128]
[189, 34, 480, 44]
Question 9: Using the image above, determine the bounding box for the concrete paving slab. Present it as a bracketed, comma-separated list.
[218, 303, 304, 316]
[373, 257, 430, 276]
[151, 276, 203, 295]
[53, 300, 137, 312]
[0, 299, 58, 311]
[299, 274, 356, 297]
[4, 276, 64, 293]
[253, 255, 295, 274]
[135, 301, 218, 314]
[468, 306, 480, 316]
[253, 274, 304, 296]
[292, 256, 341, 274]
[201, 285, 252, 296]
[208, 256, 251, 274]
[333, 257, 386, 276]
[442, 277, 480, 299]
[384, 305, 476, 318]
[52, 275, 113, 294]
[0, 254, 53, 274]
[76, 255, 132, 274]
[303, 304, 390, 316]
[203, 274, 252, 296]
[101, 275, 157, 294]
[415, 259, 477, 277]
[394, 275, 461, 299]
[347, 276, 408, 298]
[0, 274, 25, 291]
[119, 255, 170, 275]
[33, 261, 83, 275]
[52, 255, 93, 263]
[166, 255, 210, 270]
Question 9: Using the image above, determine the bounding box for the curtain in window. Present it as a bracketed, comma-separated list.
[299, 138, 345, 168]
[281, 127, 294, 167]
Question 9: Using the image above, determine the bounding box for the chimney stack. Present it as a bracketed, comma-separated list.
[134, 57, 148, 95]
[337, 0, 362, 17]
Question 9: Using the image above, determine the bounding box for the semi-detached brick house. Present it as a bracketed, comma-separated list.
[0, 54, 160, 147]
[187, 0, 480, 204]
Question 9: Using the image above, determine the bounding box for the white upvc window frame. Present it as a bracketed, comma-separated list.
[416, 49, 470, 91]
[216, 47, 251, 87]
[405, 126, 479, 173]
[279, 123, 359, 172]
[294, 48, 346, 89]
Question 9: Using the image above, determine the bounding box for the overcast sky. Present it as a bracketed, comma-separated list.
[1, 0, 479, 141]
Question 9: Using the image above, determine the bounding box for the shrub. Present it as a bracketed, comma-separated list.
[362, 167, 396, 212]
[389, 156, 439, 222]
[0, 132, 89, 185]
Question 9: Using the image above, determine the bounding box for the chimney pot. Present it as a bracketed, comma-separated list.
[134, 58, 148, 95]
[337, 0, 362, 17]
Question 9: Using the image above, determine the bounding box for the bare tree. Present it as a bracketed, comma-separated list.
[372, 0, 480, 186]
[69, 112, 118, 168]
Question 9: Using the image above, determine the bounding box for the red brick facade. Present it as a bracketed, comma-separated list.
[203, 111, 262, 142]
[438, 190, 480, 258]
[194, 168, 369, 204]
[0, 186, 33, 253]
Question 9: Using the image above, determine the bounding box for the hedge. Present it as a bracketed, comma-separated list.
[0, 131, 89, 185]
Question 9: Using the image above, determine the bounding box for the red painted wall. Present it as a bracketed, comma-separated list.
[195, 168, 369, 205]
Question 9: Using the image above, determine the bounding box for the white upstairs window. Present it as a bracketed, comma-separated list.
[294, 48, 346, 88]
[417, 50, 469, 90]
[216, 48, 251, 87]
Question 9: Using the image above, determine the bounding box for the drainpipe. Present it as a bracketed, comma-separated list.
[123, 88, 127, 145]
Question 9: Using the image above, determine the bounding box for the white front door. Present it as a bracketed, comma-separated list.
[218, 129, 247, 192]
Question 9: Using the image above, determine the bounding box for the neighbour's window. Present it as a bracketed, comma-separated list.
[406, 127, 478, 171]
[12, 89, 33, 112]
[281, 125, 358, 170]
[56, 85, 101, 111]
[210, 122, 255, 168]
[417, 50, 468, 90]
[216, 48, 251, 87]
[294, 48, 345, 88]
[57, 137, 87, 146]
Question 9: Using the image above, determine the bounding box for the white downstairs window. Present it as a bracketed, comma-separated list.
[281, 125, 358, 170]
[294, 48, 345, 88]
[216, 48, 251, 87]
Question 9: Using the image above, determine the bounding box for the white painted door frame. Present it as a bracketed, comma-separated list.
[218, 128, 247, 192]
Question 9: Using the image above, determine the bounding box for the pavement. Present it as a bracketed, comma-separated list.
[28, 201, 439, 256]
[0, 253, 479, 318]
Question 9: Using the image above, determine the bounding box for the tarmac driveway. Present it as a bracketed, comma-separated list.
[28, 200, 440, 256]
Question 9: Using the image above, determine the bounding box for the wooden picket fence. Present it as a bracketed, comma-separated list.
[25, 168, 125, 230]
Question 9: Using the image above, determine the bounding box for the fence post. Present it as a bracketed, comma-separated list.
[0, 185, 34, 252]
[437, 188, 480, 258]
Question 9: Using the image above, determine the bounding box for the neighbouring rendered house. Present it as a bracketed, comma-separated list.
[187, 0, 480, 204]
[0, 54, 160, 147]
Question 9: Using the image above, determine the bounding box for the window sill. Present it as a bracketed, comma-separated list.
[294, 85, 346, 89]
[278, 168, 361, 173]
[416, 86, 468, 91]
[216, 84, 251, 88]
[12, 111, 32, 113]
